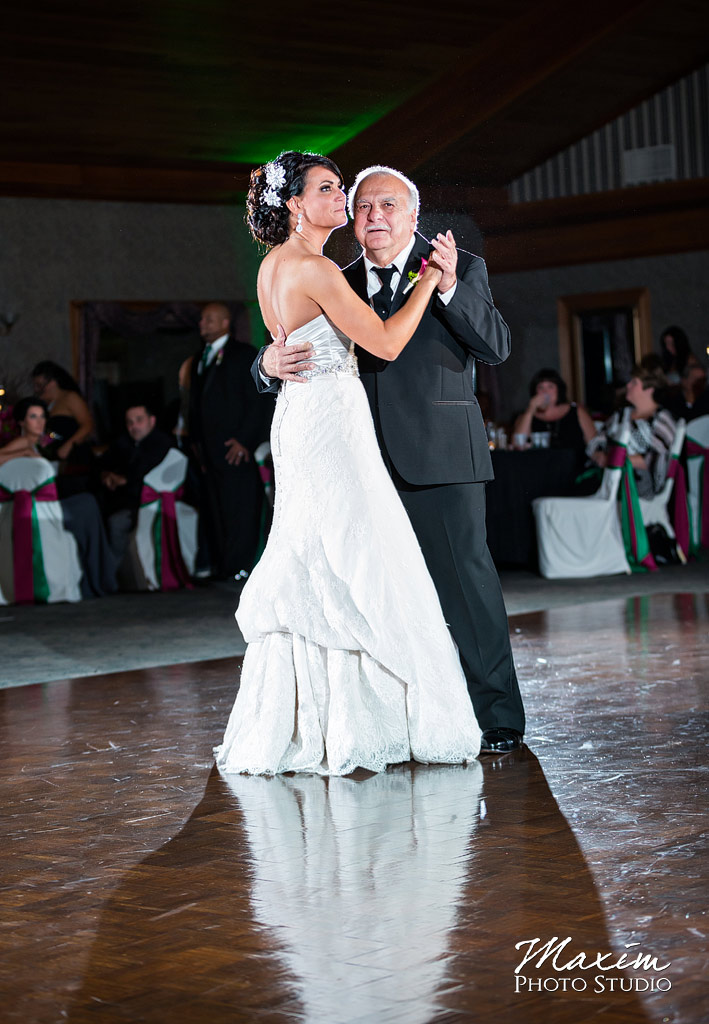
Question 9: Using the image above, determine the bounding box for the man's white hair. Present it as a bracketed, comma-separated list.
[347, 165, 420, 219]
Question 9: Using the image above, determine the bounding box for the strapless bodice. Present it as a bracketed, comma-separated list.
[287, 315, 358, 379]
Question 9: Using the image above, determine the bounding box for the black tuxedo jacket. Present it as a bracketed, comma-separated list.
[343, 232, 510, 485]
[251, 232, 510, 485]
[190, 337, 271, 465]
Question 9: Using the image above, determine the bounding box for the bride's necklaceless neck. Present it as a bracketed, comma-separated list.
[285, 228, 326, 255]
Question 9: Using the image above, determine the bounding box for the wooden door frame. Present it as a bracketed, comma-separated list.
[70, 300, 203, 377]
[557, 288, 652, 404]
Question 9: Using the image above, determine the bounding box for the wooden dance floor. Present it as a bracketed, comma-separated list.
[1, 591, 706, 1023]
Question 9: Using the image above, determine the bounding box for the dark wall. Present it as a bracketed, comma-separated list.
[489, 249, 709, 423]
[0, 197, 262, 395]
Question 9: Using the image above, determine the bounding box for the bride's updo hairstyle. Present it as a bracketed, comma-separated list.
[246, 151, 343, 247]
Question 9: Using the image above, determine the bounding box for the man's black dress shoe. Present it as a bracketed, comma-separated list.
[480, 728, 524, 754]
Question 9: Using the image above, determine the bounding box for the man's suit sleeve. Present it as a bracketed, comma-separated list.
[251, 346, 281, 395]
[437, 255, 511, 365]
[230, 345, 274, 450]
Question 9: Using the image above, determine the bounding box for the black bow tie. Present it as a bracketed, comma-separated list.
[371, 266, 397, 320]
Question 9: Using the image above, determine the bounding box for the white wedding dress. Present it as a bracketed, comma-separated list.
[214, 314, 481, 776]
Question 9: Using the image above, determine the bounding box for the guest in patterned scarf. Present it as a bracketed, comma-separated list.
[586, 365, 677, 498]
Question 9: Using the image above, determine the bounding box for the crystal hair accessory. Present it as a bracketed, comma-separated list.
[262, 160, 286, 207]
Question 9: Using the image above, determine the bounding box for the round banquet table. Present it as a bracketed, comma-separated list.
[485, 447, 579, 567]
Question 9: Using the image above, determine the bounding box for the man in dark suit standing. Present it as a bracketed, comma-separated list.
[190, 302, 270, 580]
[257, 168, 525, 753]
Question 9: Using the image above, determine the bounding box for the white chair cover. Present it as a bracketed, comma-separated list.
[0, 457, 82, 604]
[686, 415, 709, 550]
[638, 418, 686, 542]
[533, 412, 632, 579]
[129, 449, 197, 591]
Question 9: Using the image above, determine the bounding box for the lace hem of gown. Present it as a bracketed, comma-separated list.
[214, 632, 479, 777]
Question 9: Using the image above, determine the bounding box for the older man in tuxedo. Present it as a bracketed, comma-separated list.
[257, 167, 525, 753]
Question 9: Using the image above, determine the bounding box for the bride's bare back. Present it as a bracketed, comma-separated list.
[257, 244, 328, 337]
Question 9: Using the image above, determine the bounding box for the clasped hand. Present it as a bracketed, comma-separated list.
[261, 230, 455, 383]
[225, 439, 250, 465]
[427, 230, 457, 293]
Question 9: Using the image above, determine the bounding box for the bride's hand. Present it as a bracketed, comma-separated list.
[420, 257, 443, 289]
[262, 324, 315, 382]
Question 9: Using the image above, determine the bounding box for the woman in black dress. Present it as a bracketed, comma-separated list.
[513, 368, 596, 470]
[32, 361, 94, 496]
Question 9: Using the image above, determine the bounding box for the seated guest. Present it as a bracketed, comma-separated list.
[98, 403, 173, 565]
[32, 360, 95, 496]
[586, 366, 677, 498]
[2, 397, 117, 597]
[0, 398, 44, 465]
[665, 355, 708, 422]
[513, 368, 596, 468]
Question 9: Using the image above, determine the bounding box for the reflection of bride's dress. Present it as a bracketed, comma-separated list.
[222, 764, 483, 1022]
[215, 315, 480, 776]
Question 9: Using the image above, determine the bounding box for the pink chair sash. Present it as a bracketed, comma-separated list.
[140, 484, 192, 590]
[0, 480, 58, 603]
[667, 456, 690, 557]
[686, 439, 709, 551]
[606, 444, 627, 470]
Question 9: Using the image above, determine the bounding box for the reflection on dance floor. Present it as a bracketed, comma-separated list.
[222, 763, 484, 1024]
[1, 591, 705, 1023]
[66, 753, 651, 1023]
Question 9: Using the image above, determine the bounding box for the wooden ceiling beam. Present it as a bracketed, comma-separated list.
[331, 0, 652, 181]
[421, 178, 709, 232]
[0, 160, 252, 204]
[483, 179, 709, 272]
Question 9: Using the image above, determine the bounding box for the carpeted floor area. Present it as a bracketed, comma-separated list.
[3, 561, 707, 689]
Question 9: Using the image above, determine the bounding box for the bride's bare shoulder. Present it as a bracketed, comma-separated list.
[259, 245, 283, 275]
[299, 253, 341, 279]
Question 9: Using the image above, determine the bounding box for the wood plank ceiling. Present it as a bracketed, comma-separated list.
[1, 0, 708, 268]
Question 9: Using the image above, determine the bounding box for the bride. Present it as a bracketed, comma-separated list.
[214, 151, 480, 776]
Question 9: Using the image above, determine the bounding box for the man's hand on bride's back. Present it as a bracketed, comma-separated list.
[262, 324, 315, 382]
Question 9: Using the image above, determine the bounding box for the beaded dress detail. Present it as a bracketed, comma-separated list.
[215, 315, 481, 776]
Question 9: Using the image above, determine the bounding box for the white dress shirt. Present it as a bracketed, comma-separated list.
[364, 235, 457, 306]
[259, 237, 456, 382]
[199, 332, 229, 374]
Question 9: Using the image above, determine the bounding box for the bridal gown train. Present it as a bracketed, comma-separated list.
[214, 314, 481, 776]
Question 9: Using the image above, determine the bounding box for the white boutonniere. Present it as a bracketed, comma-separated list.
[215, 348, 225, 367]
[402, 257, 429, 294]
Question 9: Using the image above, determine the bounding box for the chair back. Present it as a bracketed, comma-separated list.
[132, 448, 194, 591]
[0, 455, 57, 493]
[670, 418, 687, 457]
[0, 457, 82, 603]
[687, 414, 709, 449]
[142, 448, 188, 494]
[686, 414, 709, 550]
[661, 417, 687, 496]
[598, 408, 631, 501]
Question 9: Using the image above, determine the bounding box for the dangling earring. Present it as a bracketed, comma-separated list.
[296, 213, 303, 234]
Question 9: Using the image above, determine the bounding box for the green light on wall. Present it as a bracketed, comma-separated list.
[223, 99, 405, 166]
